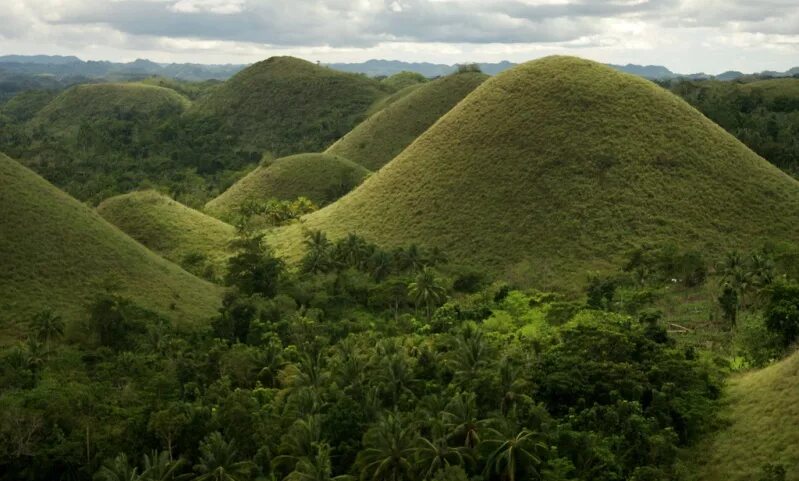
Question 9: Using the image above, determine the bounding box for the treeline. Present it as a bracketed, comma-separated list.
[0, 232, 737, 481]
[667, 79, 799, 178]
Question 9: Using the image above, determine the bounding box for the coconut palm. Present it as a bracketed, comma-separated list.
[446, 324, 490, 390]
[413, 433, 471, 480]
[29, 309, 64, 351]
[356, 413, 416, 481]
[97, 453, 139, 481]
[302, 230, 333, 274]
[408, 267, 447, 322]
[193, 432, 253, 481]
[442, 391, 485, 450]
[276, 415, 324, 470]
[481, 424, 547, 481]
[284, 443, 353, 481]
[140, 450, 184, 481]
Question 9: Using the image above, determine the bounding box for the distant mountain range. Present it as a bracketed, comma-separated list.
[327, 59, 799, 81]
[1, 54, 798, 83]
[0, 55, 245, 81]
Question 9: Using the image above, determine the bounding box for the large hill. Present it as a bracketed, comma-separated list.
[270, 56, 799, 288]
[31, 82, 190, 136]
[206, 153, 370, 222]
[696, 350, 799, 481]
[0, 153, 222, 334]
[188, 56, 390, 156]
[327, 71, 487, 170]
[97, 190, 236, 279]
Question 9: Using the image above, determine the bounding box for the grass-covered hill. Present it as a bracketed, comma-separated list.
[30, 82, 190, 136]
[696, 350, 799, 481]
[97, 190, 235, 278]
[271, 56, 799, 288]
[205, 153, 370, 221]
[188, 56, 390, 156]
[0, 153, 222, 335]
[327, 71, 488, 170]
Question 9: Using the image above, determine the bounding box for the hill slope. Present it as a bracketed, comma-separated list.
[271, 56, 799, 288]
[31, 82, 190, 136]
[696, 351, 799, 481]
[0, 153, 222, 332]
[188, 56, 389, 156]
[327, 71, 487, 170]
[206, 153, 370, 222]
[97, 190, 235, 278]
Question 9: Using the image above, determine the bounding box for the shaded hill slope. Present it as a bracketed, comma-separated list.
[270, 56, 799, 288]
[327, 71, 488, 170]
[206, 153, 370, 222]
[97, 190, 235, 279]
[0, 153, 222, 332]
[188, 56, 389, 156]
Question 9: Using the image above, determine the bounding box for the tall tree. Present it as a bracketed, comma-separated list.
[408, 267, 447, 322]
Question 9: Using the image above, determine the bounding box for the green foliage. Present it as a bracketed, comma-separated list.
[763, 280, 799, 346]
[225, 233, 285, 298]
[669, 77, 799, 177]
[380, 71, 428, 91]
[327, 71, 486, 170]
[271, 56, 799, 289]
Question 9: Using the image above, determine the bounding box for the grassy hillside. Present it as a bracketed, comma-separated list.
[97, 190, 235, 278]
[695, 350, 799, 481]
[206, 153, 370, 221]
[31, 82, 190, 136]
[327, 71, 487, 170]
[188, 56, 390, 156]
[0, 153, 222, 336]
[271, 56, 799, 289]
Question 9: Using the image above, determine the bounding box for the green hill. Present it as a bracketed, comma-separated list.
[31, 82, 190, 136]
[0, 153, 222, 335]
[270, 56, 799, 288]
[97, 190, 235, 278]
[695, 351, 799, 481]
[206, 153, 370, 222]
[188, 56, 389, 156]
[327, 71, 487, 170]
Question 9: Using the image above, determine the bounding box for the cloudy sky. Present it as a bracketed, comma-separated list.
[2, 0, 798, 73]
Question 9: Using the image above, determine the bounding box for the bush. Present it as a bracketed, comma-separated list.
[763, 280, 799, 346]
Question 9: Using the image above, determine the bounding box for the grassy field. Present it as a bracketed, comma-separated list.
[693, 349, 799, 481]
[0, 153, 223, 340]
[97, 190, 236, 276]
[188, 56, 390, 156]
[30, 82, 191, 136]
[270, 56, 799, 290]
[205, 153, 370, 221]
[327, 71, 487, 170]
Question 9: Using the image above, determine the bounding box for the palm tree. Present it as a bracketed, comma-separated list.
[284, 443, 353, 481]
[97, 453, 139, 481]
[356, 413, 416, 481]
[140, 450, 184, 481]
[481, 423, 547, 481]
[368, 250, 394, 281]
[442, 391, 484, 450]
[413, 433, 471, 480]
[446, 325, 490, 391]
[193, 432, 253, 481]
[29, 309, 64, 351]
[302, 230, 333, 274]
[335, 233, 371, 269]
[408, 267, 447, 322]
[276, 415, 324, 471]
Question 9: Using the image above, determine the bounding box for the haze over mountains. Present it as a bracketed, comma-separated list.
[4, 54, 799, 82]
